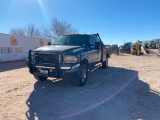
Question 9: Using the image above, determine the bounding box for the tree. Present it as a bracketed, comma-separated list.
[43, 17, 78, 40]
[10, 27, 25, 36]
[25, 24, 41, 37]
[10, 24, 41, 37]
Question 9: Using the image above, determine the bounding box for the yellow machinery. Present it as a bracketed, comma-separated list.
[131, 41, 144, 55]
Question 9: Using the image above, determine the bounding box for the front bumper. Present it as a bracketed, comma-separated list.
[30, 63, 80, 78]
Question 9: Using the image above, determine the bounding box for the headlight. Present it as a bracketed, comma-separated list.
[31, 52, 35, 61]
[63, 55, 78, 63]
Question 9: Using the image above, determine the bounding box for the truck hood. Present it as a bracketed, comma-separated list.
[33, 45, 85, 53]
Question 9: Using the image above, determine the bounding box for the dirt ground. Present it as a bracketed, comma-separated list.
[0, 54, 160, 120]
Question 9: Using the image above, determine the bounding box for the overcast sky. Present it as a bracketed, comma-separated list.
[1, 0, 160, 45]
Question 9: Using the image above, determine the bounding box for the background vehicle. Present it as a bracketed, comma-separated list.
[27, 33, 110, 86]
[111, 44, 119, 55]
[156, 42, 159, 49]
[105, 44, 112, 55]
[131, 41, 144, 55]
[119, 42, 132, 54]
[149, 41, 157, 49]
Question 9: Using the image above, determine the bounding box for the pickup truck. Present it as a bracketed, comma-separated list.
[27, 33, 110, 86]
[111, 44, 119, 55]
[119, 42, 132, 54]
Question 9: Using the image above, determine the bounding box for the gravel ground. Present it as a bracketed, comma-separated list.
[0, 54, 160, 120]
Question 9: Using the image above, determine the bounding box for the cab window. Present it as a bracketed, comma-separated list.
[94, 36, 100, 42]
[89, 36, 96, 45]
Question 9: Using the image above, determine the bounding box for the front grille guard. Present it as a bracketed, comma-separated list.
[29, 50, 61, 74]
[34, 52, 56, 64]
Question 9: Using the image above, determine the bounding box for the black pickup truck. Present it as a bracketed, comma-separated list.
[27, 33, 110, 86]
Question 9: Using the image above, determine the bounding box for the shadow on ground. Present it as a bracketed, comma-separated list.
[0, 61, 26, 72]
[25, 66, 160, 120]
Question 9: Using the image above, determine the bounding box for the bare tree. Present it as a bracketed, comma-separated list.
[25, 24, 41, 37]
[43, 17, 78, 39]
[10, 27, 25, 36]
[10, 24, 41, 37]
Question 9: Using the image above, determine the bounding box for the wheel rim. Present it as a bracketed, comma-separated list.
[81, 68, 86, 83]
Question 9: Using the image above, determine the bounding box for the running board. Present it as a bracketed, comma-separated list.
[89, 64, 101, 72]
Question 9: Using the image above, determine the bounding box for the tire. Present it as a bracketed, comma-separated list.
[102, 58, 108, 68]
[73, 64, 88, 87]
[34, 75, 48, 81]
[119, 49, 122, 53]
[121, 49, 124, 54]
[117, 50, 119, 55]
[128, 48, 131, 54]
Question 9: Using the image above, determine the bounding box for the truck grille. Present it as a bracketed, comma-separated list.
[34, 53, 56, 64]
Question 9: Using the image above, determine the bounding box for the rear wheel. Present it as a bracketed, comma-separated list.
[102, 58, 108, 68]
[34, 75, 48, 81]
[73, 64, 88, 87]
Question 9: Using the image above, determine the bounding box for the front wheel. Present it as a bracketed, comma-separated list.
[34, 75, 48, 81]
[128, 48, 131, 54]
[73, 64, 88, 87]
[102, 58, 108, 68]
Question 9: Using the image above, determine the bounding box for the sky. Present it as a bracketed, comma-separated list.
[1, 0, 160, 45]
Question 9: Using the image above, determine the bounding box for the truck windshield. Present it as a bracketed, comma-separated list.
[52, 35, 89, 47]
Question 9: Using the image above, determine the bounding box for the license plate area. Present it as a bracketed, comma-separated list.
[39, 69, 48, 75]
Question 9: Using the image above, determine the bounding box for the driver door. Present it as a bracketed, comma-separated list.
[88, 36, 101, 66]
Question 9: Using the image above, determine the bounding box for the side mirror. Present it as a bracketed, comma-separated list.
[95, 42, 100, 49]
[48, 42, 51, 46]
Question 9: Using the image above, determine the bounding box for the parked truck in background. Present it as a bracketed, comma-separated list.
[149, 41, 157, 49]
[27, 33, 110, 86]
[119, 42, 132, 54]
[111, 44, 119, 55]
